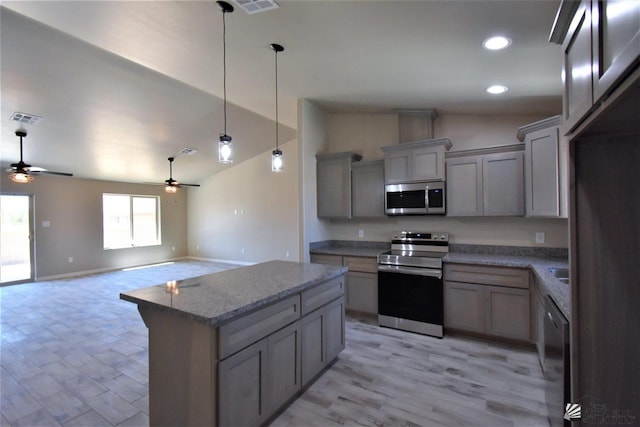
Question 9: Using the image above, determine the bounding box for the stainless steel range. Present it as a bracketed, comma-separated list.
[378, 231, 448, 338]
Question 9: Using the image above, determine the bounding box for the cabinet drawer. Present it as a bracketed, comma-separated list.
[310, 254, 343, 266]
[343, 256, 378, 273]
[301, 276, 345, 316]
[444, 263, 529, 289]
[219, 295, 301, 360]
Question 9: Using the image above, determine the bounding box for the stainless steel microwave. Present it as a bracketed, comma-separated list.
[385, 181, 446, 215]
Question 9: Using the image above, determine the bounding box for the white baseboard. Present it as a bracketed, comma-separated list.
[36, 256, 191, 281]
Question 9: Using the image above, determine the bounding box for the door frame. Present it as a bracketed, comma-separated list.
[0, 193, 35, 285]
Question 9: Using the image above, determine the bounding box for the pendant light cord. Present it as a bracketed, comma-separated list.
[275, 49, 279, 151]
[222, 8, 228, 135]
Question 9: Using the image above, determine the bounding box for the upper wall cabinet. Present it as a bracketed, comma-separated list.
[351, 160, 385, 218]
[551, 0, 640, 133]
[517, 116, 568, 218]
[446, 145, 525, 217]
[380, 138, 452, 184]
[316, 152, 362, 219]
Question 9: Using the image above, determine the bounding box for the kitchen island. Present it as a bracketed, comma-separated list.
[120, 260, 347, 427]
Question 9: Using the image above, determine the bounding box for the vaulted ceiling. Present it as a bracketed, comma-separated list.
[1, 1, 562, 184]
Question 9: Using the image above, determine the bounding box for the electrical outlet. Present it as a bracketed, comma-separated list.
[172, 246, 175, 251]
[241, 248, 245, 254]
[68, 257, 73, 263]
[285, 251, 290, 258]
[536, 232, 545, 244]
[358, 229, 364, 238]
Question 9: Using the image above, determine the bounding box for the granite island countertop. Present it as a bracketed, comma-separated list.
[309, 240, 570, 319]
[120, 260, 347, 326]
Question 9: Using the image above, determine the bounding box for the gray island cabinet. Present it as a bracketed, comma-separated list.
[120, 260, 347, 427]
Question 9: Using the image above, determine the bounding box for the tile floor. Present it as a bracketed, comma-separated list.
[1, 260, 549, 426]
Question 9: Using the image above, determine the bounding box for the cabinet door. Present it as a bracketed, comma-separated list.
[384, 150, 412, 184]
[485, 285, 531, 341]
[535, 289, 545, 366]
[563, 0, 594, 131]
[218, 339, 268, 427]
[592, 0, 640, 101]
[483, 151, 524, 216]
[525, 127, 561, 217]
[444, 281, 485, 333]
[446, 156, 483, 216]
[317, 156, 352, 218]
[324, 297, 345, 363]
[352, 160, 385, 218]
[267, 321, 301, 413]
[412, 146, 444, 181]
[300, 308, 325, 385]
[346, 271, 378, 314]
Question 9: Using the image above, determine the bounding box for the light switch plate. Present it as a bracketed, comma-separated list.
[535, 232, 545, 244]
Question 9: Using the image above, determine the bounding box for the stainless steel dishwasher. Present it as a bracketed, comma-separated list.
[544, 296, 570, 427]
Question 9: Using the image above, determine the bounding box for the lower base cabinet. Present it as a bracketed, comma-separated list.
[301, 297, 345, 385]
[346, 271, 378, 314]
[444, 264, 531, 342]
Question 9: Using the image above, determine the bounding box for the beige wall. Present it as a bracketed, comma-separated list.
[1, 174, 188, 279]
[187, 139, 300, 263]
[321, 112, 569, 248]
[298, 99, 331, 261]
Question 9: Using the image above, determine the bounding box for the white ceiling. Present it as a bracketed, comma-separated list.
[1, 0, 562, 184]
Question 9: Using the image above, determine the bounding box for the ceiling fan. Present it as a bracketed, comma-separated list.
[159, 157, 200, 193]
[7, 130, 73, 183]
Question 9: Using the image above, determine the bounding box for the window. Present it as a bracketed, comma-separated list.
[103, 194, 160, 249]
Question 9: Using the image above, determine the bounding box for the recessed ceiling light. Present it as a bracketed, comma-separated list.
[482, 36, 512, 50]
[486, 85, 508, 94]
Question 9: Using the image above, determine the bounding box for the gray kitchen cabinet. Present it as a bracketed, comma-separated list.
[301, 297, 345, 385]
[219, 321, 301, 427]
[484, 285, 530, 340]
[316, 152, 362, 219]
[562, 0, 594, 132]
[591, 0, 640, 102]
[445, 155, 483, 216]
[517, 116, 566, 218]
[218, 338, 268, 427]
[266, 321, 302, 413]
[312, 254, 379, 316]
[444, 281, 485, 333]
[534, 280, 546, 367]
[482, 151, 524, 216]
[380, 138, 452, 184]
[351, 160, 385, 218]
[446, 144, 524, 217]
[552, 0, 640, 133]
[444, 263, 531, 342]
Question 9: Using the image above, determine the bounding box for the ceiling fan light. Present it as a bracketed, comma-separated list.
[9, 171, 34, 183]
[272, 149, 283, 172]
[219, 134, 233, 163]
[165, 185, 178, 194]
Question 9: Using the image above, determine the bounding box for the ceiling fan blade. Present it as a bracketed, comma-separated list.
[32, 170, 74, 177]
[177, 183, 200, 187]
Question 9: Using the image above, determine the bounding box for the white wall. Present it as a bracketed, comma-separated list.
[187, 139, 300, 263]
[298, 99, 331, 261]
[322, 112, 569, 248]
[0, 174, 189, 279]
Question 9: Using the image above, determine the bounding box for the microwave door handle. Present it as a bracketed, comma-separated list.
[425, 185, 430, 212]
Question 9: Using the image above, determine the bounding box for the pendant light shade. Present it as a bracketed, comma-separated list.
[270, 43, 284, 173]
[217, 1, 234, 164]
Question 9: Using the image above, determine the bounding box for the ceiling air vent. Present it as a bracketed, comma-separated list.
[232, 0, 279, 14]
[10, 112, 42, 125]
[179, 148, 198, 155]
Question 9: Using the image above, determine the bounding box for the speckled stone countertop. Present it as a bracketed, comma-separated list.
[309, 240, 570, 319]
[310, 240, 390, 258]
[120, 260, 348, 326]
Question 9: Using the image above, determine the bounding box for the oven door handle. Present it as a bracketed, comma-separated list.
[378, 264, 442, 279]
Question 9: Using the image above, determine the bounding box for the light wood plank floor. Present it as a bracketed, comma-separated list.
[1, 260, 549, 426]
[273, 316, 549, 427]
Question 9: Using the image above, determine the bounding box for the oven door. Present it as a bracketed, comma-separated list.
[377, 265, 444, 337]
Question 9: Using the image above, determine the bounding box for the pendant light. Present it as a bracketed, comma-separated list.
[217, 1, 234, 163]
[270, 43, 284, 172]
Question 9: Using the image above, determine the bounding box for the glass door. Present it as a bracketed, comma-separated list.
[1, 195, 34, 284]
